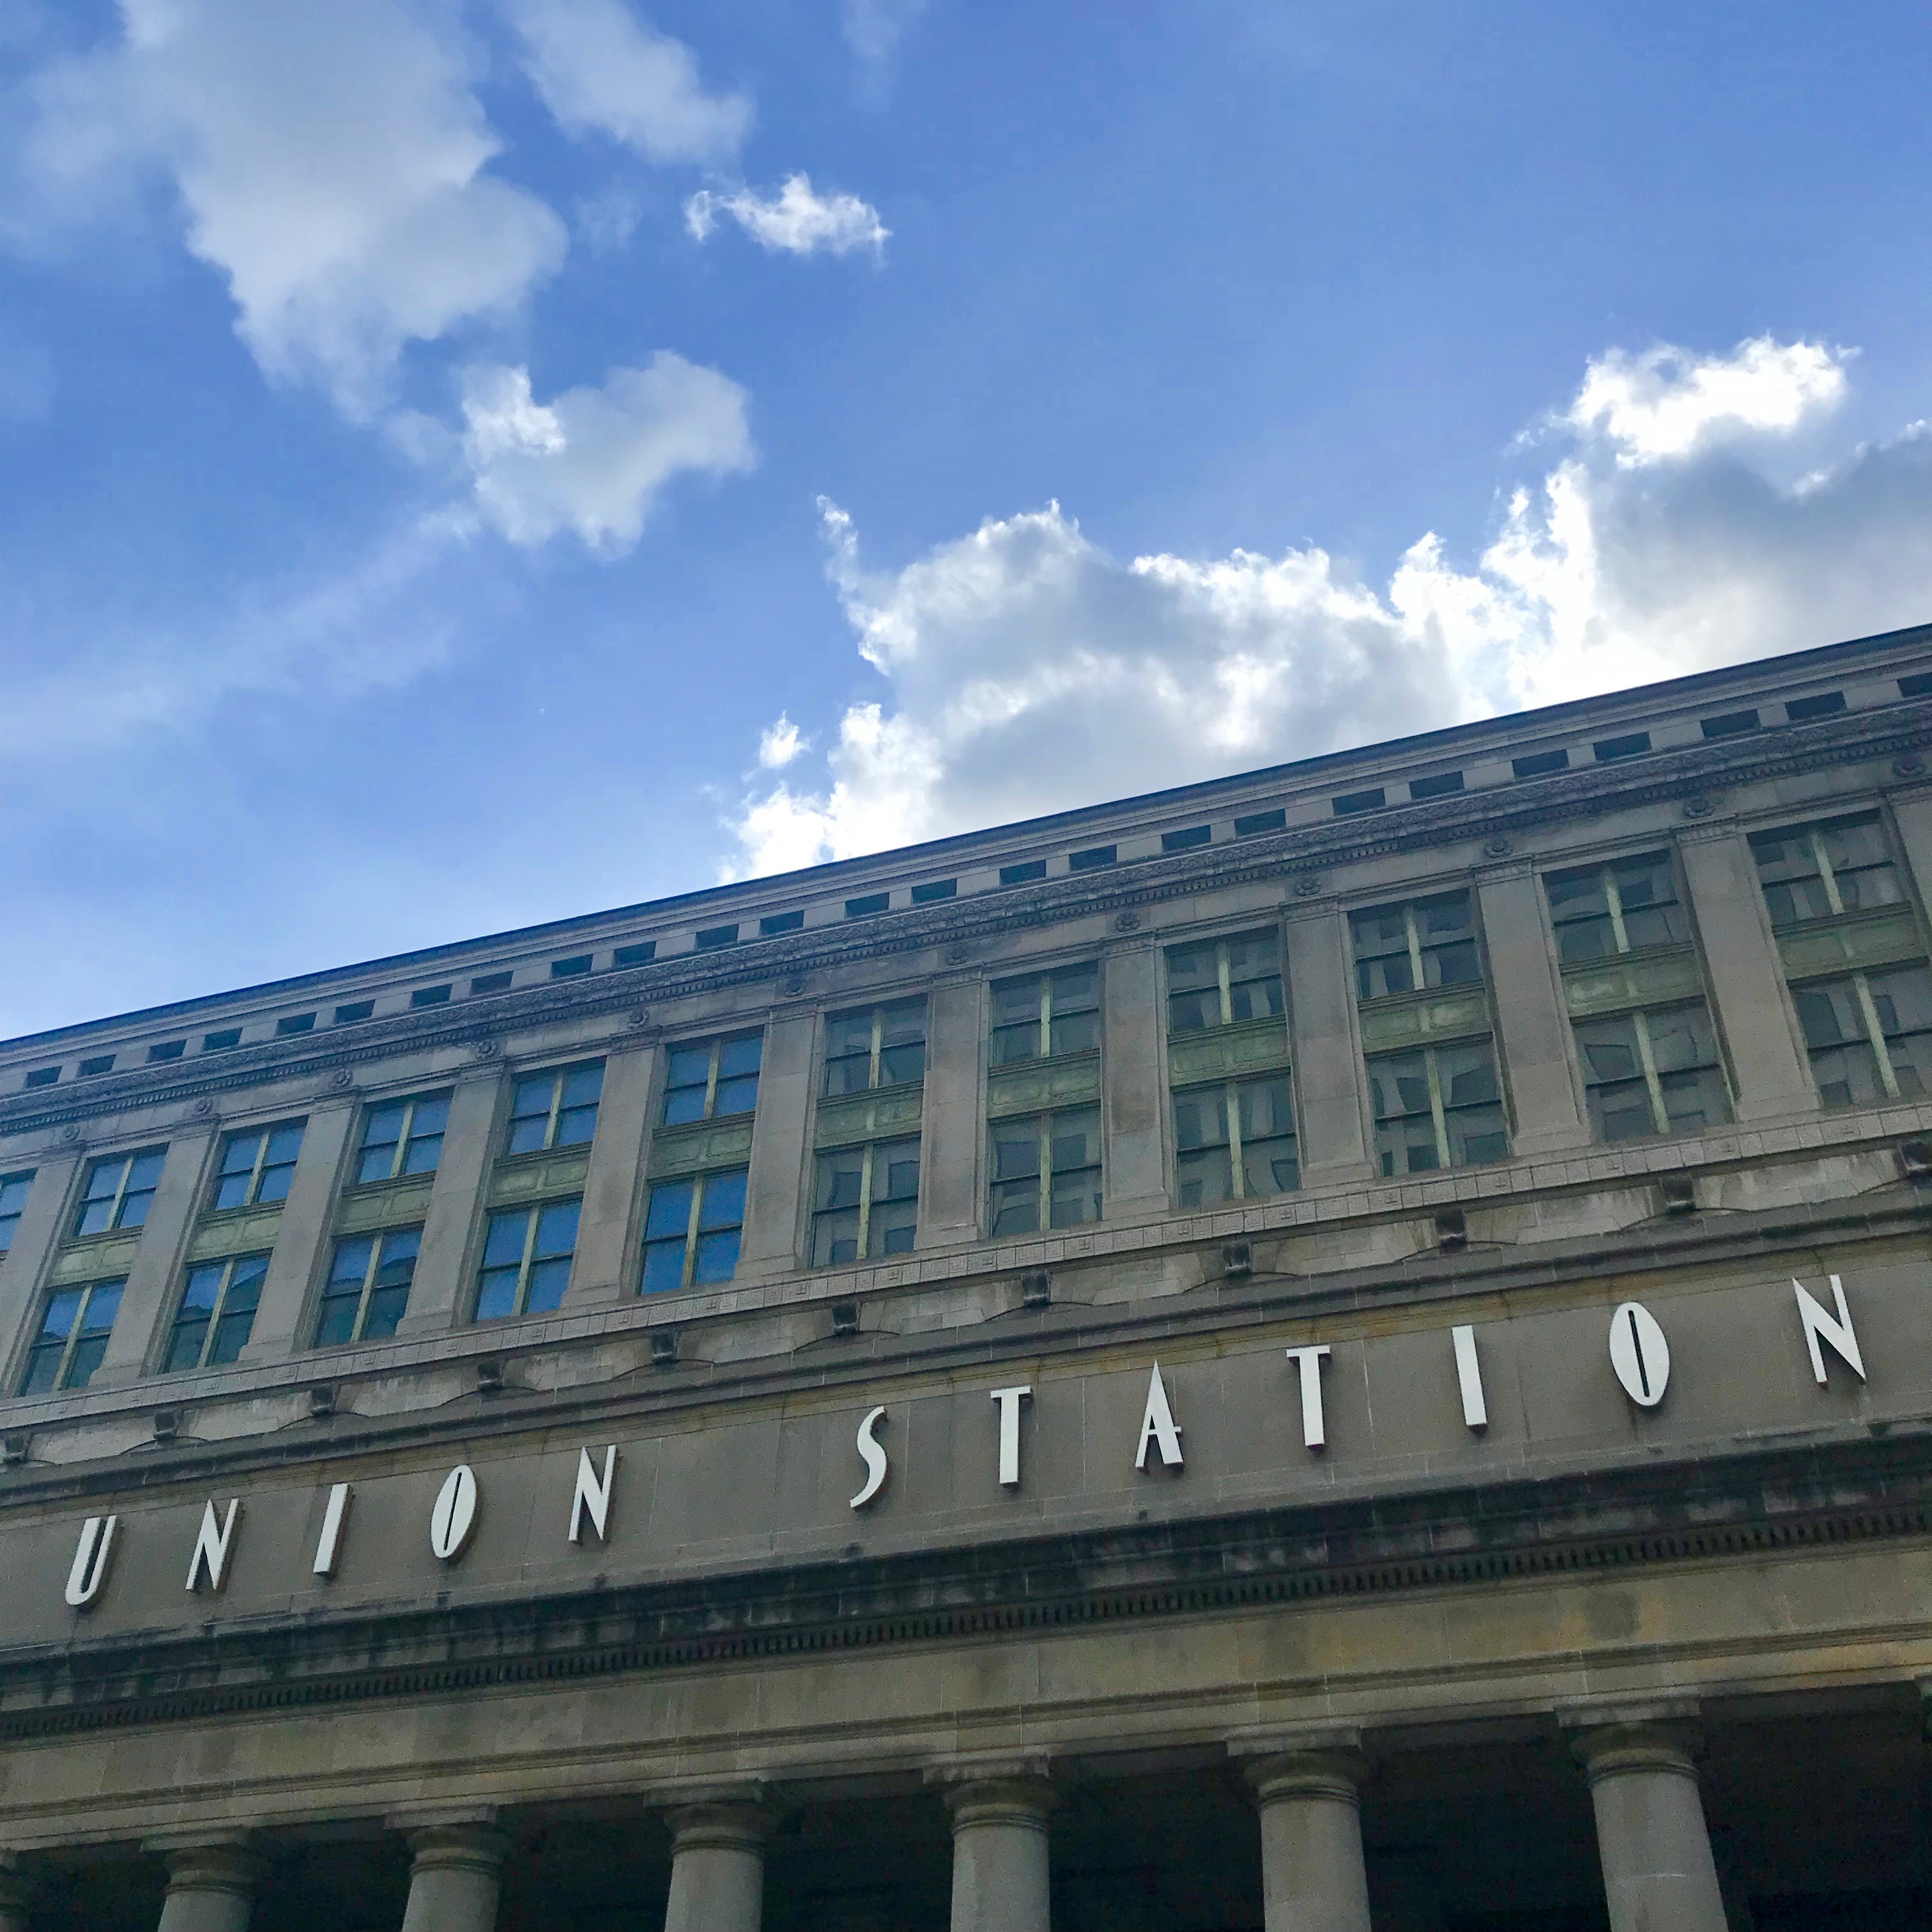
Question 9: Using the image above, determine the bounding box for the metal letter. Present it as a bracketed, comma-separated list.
[1283, 1345, 1332, 1448]
[1608, 1301, 1671, 1408]
[65, 1514, 116, 1608]
[429, 1464, 479, 1560]
[312, 1482, 351, 1577]
[990, 1384, 1032, 1488]
[1135, 1364, 1183, 1470]
[1452, 1325, 1488, 1430]
[850, 1405, 888, 1510]
[570, 1445, 617, 1544]
[186, 1498, 240, 1593]
[1793, 1275, 1865, 1386]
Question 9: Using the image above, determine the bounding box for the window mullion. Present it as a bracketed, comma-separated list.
[251, 1137, 269, 1202]
[1225, 1080, 1245, 1200]
[684, 1182, 703, 1287]
[870, 1009, 884, 1090]
[1405, 907, 1426, 991]
[1423, 1046, 1452, 1167]
[1813, 828, 1845, 917]
[111, 1160, 131, 1225]
[1604, 867, 1630, 954]
[857, 1144, 875, 1257]
[1217, 944, 1233, 1027]
[356, 1246, 380, 1340]
[1038, 1115, 1054, 1225]
[1039, 979, 1052, 1058]
[1630, 1009, 1668, 1136]
[518, 1210, 540, 1314]
[1850, 971, 1901, 1098]
[705, 1043, 721, 1121]
[547, 1077, 564, 1151]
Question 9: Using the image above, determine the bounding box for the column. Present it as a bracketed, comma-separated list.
[1243, 1741, 1374, 1932]
[941, 1772, 1054, 1932]
[94, 1124, 219, 1384]
[919, 979, 986, 1248]
[0, 1146, 82, 1383]
[394, 1066, 504, 1337]
[567, 1038, 657, 1308]
[241, 1098, 358, 1359]
[144, 1835, 258, 1932]
[1475, 862, 1591, 1156]
[0, 1850, 31, 1932]
[1570, 1713, 1729, 1932]
[1885, 784, 1932, 930]
[1282, 903, 1376, 1183]
[662, 1799, 769, 1932]
[398, 1819, 509, 1932]
[1677, 824, 1815, 1120]
[735, 1010, 814, 1282]
[1100, 941, 1167, 1220]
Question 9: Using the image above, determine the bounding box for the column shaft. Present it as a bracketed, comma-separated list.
[399, 1823, 509, 1932]
[1282, 904, 1375, 1182]
[1476, 864, 1591, 1156]
[919, 980, 986, 1247]
[241, 1098, 357, 1358]
[567, 1038, 657, 1307]
[735, 1011, 815, 1280]
[394, 1068, 504, 1335]
[944, 1775, 1054, 1932]
[662, 1801, 767, 1932]
[1575, 1724, 1729, 1932]
[1100, 942, 1167, 1219]
[1247, 1749, 1373, 1932]
[95, 1125, 219, 1381]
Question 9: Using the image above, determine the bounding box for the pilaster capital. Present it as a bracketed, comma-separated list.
[1229, 1724, 1369, 1807]
[1558, 1697, 1704, 1781]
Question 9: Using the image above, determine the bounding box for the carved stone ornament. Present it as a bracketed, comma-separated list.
[625, 1008, 652, 1029]
[57, 1124, 84, 1147]
[942, 942, 975, 967]
[781, 974, 808, 997]
[190, 1098, 217, 1120]
[472, 1038, 502, 1061]
[1292, 874, 1326, 898]
[1483, 837, 1513, 859]
[327, 1068, 354, 1089]
[1682, 794, 1715, 819]
[1894, 753, 1926, 779]
[1114, 910, 1141, 933]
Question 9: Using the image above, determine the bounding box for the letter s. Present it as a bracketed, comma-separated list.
[850, 1405, 887, 1510]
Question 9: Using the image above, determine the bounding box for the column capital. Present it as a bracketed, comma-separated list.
[925, 1758, 1057, 1829]
[142, 1834, 262, 1897]
[1232, 1726, 1370, 1807]
[1560, 1699, 1705, 1781]
[663, 1795, 775, 1855]
[387, 1807, 510, 1876]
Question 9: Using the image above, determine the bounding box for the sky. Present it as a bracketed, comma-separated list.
[3, 0, 1931, 1038]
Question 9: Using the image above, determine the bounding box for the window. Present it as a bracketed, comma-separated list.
[1574, 1007, 1729, 1142]
[1512, 749, 1568, 778]
[74, 1149, 166, 1237]
[335, 1000, 374, 1023]
[17, 1280, 123, 1395]
[991, 964, 1100, 1065]
[642, 1170, 747, 1290]
[1793, 966, 1932, 1108]
[475, 1199, 579, 1319]
[1751, 815, 1905, 928]
[824, 1000, 926, 1096]
[1594, 731, 1651, 762]
[1234, 808, 1287, 837]
[1000, 859, 1048, 885]
[1544, 852, 1688, 964]
[549, 954, 592, 978]
[410, 985, 451, 1008]
[470, 972, 512, 994]
[1349, 893, 1482, 1000]
[1701, 709, 1759, 739]
[614, 942, 656, 967]
[696, 923, 739, 949]
[1070, 845, 1117, 871]
[276, 1013, 316, 1036]
[164, 1252, 268, 1372]
[315, 1229, 418, 1345]
[912, 878, 957, 903]
[989, 1108, 1101, 1235]
[148, 1040, 185, 1063]
[1333, 788, 1384, 815]
[1367, 1043, 1508, 1176]
[847, 892, 890, 917]
[1900, 672, 1932, 700]
[760, 910, 804, 935]
[1162, 825, 1211, 852]
[78, 1055, 114, 1077]
[1786, 691, 1845, 721]
[811, 1141, 919, 1264]
[1410, 771, 1464, 800]
[0, 1171, 33, 1252]
[662, 1035, 762, 1125]
[203, 1029, 241, 1051]
[506, 1062, 604, 1154]
[355, 1092, 450, 1184]
[1174, 1076, 1299, 1206]
[23, 1067, 59, 1089]
[212, 1124, 304, 1211]
[1166, 931, 1285, 1034]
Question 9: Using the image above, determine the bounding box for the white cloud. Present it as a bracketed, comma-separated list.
[686, 174, 888, 257]
[840, 0, 924, 93]
[461, 355, 754, 551]
[758, 714, 807, 767]
[502, 0, 750, 165]
[729, 335, 1932, 875]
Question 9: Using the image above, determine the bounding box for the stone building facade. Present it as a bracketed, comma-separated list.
[4, 624, 1932, 1932]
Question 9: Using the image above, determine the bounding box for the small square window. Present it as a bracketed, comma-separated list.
[1069, 845, 1116, 871]
[613, 943, 655, 967]
[1700, 709, 1759, 739]
[78, 1055, 114, 1077]
[1333, 788, 1385, 816]
[845, 893, 890, 917]
[1593, 732, 1650, 762]
[276, 1013, 317, 1036]
[911, 878, 957, 903]
[1785, 691, 1846, 721]
[470, 972, 512, 994]
[23, 1067, 59, 1089]
[1162, 825, 1211, 852]
[334, 1000, 374, 1023]
[1234, 808, 1286, 837]
[1899, 672, 1932, 700]
[410, 985, 452, 1008]
[1000, 860, 1048, 884]
[147, 1041, 186, 1063]
[203, 1029, 241, 1052]
[1409, 771, 1464, 801]
[1512, 749, 1568, 778]
[549, 955, 592, 979]
[760, 910, 804, 935]
[696, 924, 739, 949]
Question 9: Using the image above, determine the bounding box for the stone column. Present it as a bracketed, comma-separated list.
[0, 1850, 32, 1932]
[1282, 903, 1376, 1183]
[567, 1038, 657, 1308]
[1243, 1741, 1374, 1932]
[241, 1098, 358, 1360]
[94, 1125, 220, 1384]
[662, 1799, 770, 1932]
[919, 979, 987, 1248]
[1476, 862, 1591, 1156]
[941, 1772, 1054, 1932]
[735, 1011, 815, 1282]
[394, 1066, 505, 1337]
[1570, 1714, 1729, 1932]
[0, 1146, 82, 1386]
[144, 1835, 258, 1932]
[1100, 941, 1167, 1220]
[398, 1819, 509, 1932]
[1677, 823, 1816, 1121]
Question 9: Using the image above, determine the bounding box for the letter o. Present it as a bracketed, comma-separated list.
[1608, 1301, 1671, 1408]
[430, 1464, 479, 1560]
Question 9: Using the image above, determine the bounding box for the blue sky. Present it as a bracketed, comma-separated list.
[4, 0, 1931, 1036]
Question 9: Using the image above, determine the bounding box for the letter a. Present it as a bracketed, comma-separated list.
[186, 1498, 240, 1593]
[1135, 1364, 1183, 1470]
[571, 1446, 617, 1544]
[1793, 1275, 1866, 1385]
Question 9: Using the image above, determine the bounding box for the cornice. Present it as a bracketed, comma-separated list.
[8, 702, 1930, 1140]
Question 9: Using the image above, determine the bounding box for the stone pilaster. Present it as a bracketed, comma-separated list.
[0, 1146, 81, 1388]
[395, 1814, 509, 1932]
[241, 1097, 357, 1359]
[919, 980, 986, 1248]
[94, 1125, 218, 1383]
[1100, 940, 1167, 1220]
[144, 1834, 259, 1932]
[735, 1011, 815, 1282]
[1884, 784, 1932, 928]
[1476, 862, 1591, 1155]
[1282, 902, 1376, 1183]
[566, 1037, 657, 1308]
[1239, 1733, 1374, 1932]
[394, 1066, 504, 1337]
[936, 1767, 1055, 1932]
[661, 1797, 770, 1932]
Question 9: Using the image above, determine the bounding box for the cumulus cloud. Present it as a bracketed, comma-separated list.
[758, 714, 807, 767]
[502, 0, 750, 165]
[729, 335, 1932, 875]
[460, 355, 754, 551]
[686, 174, 888, 257]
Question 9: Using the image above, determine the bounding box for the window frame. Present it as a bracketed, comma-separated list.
[661, 1033, 763, 1126]
[1573, 1003, 1731, 1142]
[810, 1138, 921, 1266]
[1164, 930, 1286, 1036]
[641, 1168, 751, 1291]
[823, 999, 928, 1096]
[504, 1061, 604, 1156]
[1750, 813, 1906, 931]
[0, 1170, 33, 1253]
[164, 1250, 270, 1373]
[1365, 1039, 1510, 1176]
[987, 1105, 1103, 1238]
[353, 1092, 451, 1186]
[211, 1123, 305, 1213]
[1544, 852, 1689, 964]
[473, 1197, 581, 1320]
[1349, 893, 1483, 1002]
[73, 1147, 167, 1238]
[314, 1226, 422, 1347]
[989, 963, 1101, 1066]
[17, 1278, 124, 1395]
[1793, 963, 1932, 1106]
[1172, 1074, 1301, 1207]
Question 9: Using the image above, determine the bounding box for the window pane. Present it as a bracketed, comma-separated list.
[65, 1333, 111, 1390]
[1644, 1006, 1717, 1074]
[265, 1126, 305, 1167]
[645, 1181, 696, 1239]
[1176, 1146, 1233, 1208]
[1167, 989, 1218, 1033]
[717, 1036, 762, 1080]
[1794, 983, 1862, 1050]
[1377, 1122, 1441, 1176]
[877, 1147, 921, 1202]
[1575, 1016, 1641, 1084]
[1870, 965, 1932, 1035]
[534, 1199, 580, 1259]
[256, 1163, 295, 1205]
[127, 1150, 167, 1193]
[991, 1126, 1041, 1182]
[815, 1153, 864, 1212]
[880, 1040, 926, 1084]
[692, 1229, 740, 1283]
[1050, 1009, 1100, 1056]
[641, 1238, 689, 1293]
[363, 1103, 408, 1145]
[990, 1179, 1040, 1237]
[358, 1139, 400, 1185]
[80, 1283, 123, 1333]
[411, 1096, 450, 1137]
[810, 1209, 861, 1268]
[825, 1012, 876, 1060]
[524, 1257, 571, 1314]
[714, 1074, 760, 1116]
[82, 1159, 124, 1202]
[1050, 1111, 1100, 1174]
[1173, 1090, 1229, 1152]
[1242, 1135, 1300, 1197]
[208, 1307, 256, 1366]
[212, 1170, 252, 1211]
[560, 1064, 604, 1109]
[662, 1085, 708, 1126]
[165, 1317, 211, 1373]
[1545, 871, 1609, 921]
[1237, 1077, 1294, 1142]
[506, 1114, 549, 1155]
[314, 1293, 361, 1348]
[402, 1131, 443, 1176]
[992, 981, 1041, 1029]
[1048, 1174, 1101, 1228]
[376, 1227, 421, 1282]
[555, 1105, 599, 1146]
[475, 1268, 521, 1321]
[879, 1002, 926, 1050]
[218, 1135, 260, 1177]
[329, 1236, 374, 1287]
[364, 1283, 410, 1340]
[1588, 1082, 1656, 1143]
[698, 1170, 747, 1232]
[1556, 916, 1616, 964]
[1165, 944, 1219, 994]
[1658, 1066, 1729, 1135]
[1808, 1041, 1885, 1109]
[74, 1198, 115, 1237]
[1367, 1052, 1430, 1122]
[482, 1209, 530, 1269]
[1438, 1044, 1499, 1108]
[991, 1022, 1039, 1066]
[1448, 1107, 1509, 1167]
[180, 1262, 226, 1313]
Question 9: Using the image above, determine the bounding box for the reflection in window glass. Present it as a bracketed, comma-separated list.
[1751, 815, 1905, 928]
[1166, 932, 1285, 1035]
[356, 1094, 450, 1184]
[1174, 1077, 1300, 1207]
[811, 1139, 919, 1266]
[0, 1171, 33, 1252]
[1367, 1042, 1509, 1176]
[213, 1124, 305, 1211]
[1574, 1006, 1730, 1142]
[988, 1108, 1101, 1237]
[662, 1035, 763, 1126]
[73, 1149, 167, 1238]
[315, 1228, 420, 1346]
[1545, 854, 1688, 963]
[506, 1064, 604, 1154]
[990, 965, 1100, 1065]
[165, 1252, 269, 1372]
[824, 1001, 927, 1095]
[641, 1169, 749, 1291]
[1350, 894, 1482, 1001]
[474, 1199, 580, 1319]
[1793, 965, 1932, 1108]
[18, 1280, 123, 1395]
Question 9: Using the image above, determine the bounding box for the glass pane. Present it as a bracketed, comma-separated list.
[362, 1104, 408, 1146]
[80, 1283, 122, 1333]
[505, 1116, 548, 1155]
[265, 1126, 305, 1167]
[1226, 974, 1284, 1023]
[377, 1227, 421, 1275]
[1425, 941, 1480, 988]
[1167, 989, 1218, 1034]
[1237, 1077, 1294, 1141]
[510, 1075, 553, 1119]
[225, 1255, 268, 1310]
[534, 1199, 580, 1259]
[1165, 943, 1218, 993]
[256, 1163, 295, 1204]
[165, 1317, 210, 1374]
[1870, 965, 1932, 1036]
[645, 1181, 696, 1239]
[482, 1209, 531, 1268]
[411, 1096, 450, 1136]
[991, 1126, 1041, 1183]
[1376, 1122, 1441, 1177]
[878, 1153, 921, 1203]
[363, 1284, 410, 1340]
[698, 1170, 747, 1232]
[990, 1179, 1040, 1237]
[65, 1334, 111, 1390]
[1808, 1042, 1884, 1110]
[218, 1135, 260, 1176]
[560, 1064, 604, 1108]
[555, 1105, 599, 1146]
[1890, 1038, 1931, 1099]
[212, 1172, 252, 1211]
[82, 1159, 124, 1201]
[1173, 1090, 1228, 1152]
[879, 1002, 926, 1049]
[880, 1040, 926, 1084]
[1243, 1136, 1301, 1197]
[19, 1344, 63, 1397]
[74, 1199, 114, 1238]
[1556, 916, 1615, 964]
[1049, 1112, 1100, 1174]
[665, 1046, 712, 1091]
[126, 1151, 167, 1192]
[1819, 815, 1890, 872]
[815, 1152, 864, 1212]
[1644, 1007, 1716, 1073]
[1176, 1146, 1233, 1208]
[1621, 904, 1686, 950]
[525, 1257, 571, 1314]
[1053, 965, 1099, 1010]
[1575, 1016, 1641, 1085]
[825, 1012, 877, 1060]
[717, 1036, 762, 1079]
[714, 1074, 760, 1116]
[314, 1293, 360, 1348]
[178, 1263, 226, 1313]
[1367, 1052, 1429, 1122]
[1048, 1174, 1101, 1228]
[692, 1229, 740, 1284]
[1356, 950, 1414, 1000]
[1439, 1045, 1499, 1108]
[1545, 870, 1608, 921]
[402, 1133, 443, 1176]
[991, 1021, 1039, 1066]
[1050, 1010, 1100, 1056]
[1794, 983, 1862, 1050]
[357, 1142, 399, 1185]
[1836, 864, 1904, 914]
[330, 1236, 374, 1287]
[662, 1085, 707, 1126]
[824, 1053, 872, 1097]
[870, 1198, 917, 1255]
[1588, 1082, 1656, 1142]
[992, 979, 1043, 1029]
[1448, 1106, 1510, 1166]
[641, 1238, 689, 1294]
[1658, 1066, 1730, 1134]
[811, 1209, 861, 1268]
[208, 1308, 255, 1367]
[474, 1268, 521, 1321]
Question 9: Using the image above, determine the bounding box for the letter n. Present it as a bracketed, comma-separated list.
[1794, 1275, 1866, 1385]
[570, 1446, 617, 1544]
[186, 1499, 240, 1593]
